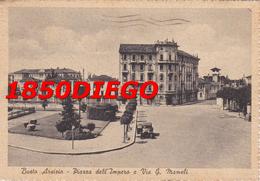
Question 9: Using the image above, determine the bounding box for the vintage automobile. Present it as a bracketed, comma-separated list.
[137, 122, 156, 139]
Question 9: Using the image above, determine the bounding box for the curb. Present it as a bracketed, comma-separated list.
[8, 111, 138, 155]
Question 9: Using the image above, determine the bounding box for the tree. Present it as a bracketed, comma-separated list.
[217, 85, 251, 114]
[55, 97, 80, 136]
[236, 85, 251, 116]
[42, 100, 48, 111]
[80, 103, 87, 113]
[121, 110, 134, 142]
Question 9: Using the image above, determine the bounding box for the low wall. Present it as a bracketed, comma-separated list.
[8, 108, 35, 120]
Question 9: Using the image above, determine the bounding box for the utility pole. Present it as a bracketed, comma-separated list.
[82, 68, 85, 80]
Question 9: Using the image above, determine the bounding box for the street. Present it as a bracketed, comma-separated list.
[8, 100, 251, 168]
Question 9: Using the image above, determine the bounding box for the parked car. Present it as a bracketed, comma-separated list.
[137, 122, 156, 139]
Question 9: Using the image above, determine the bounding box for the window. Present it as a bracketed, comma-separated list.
[168, 84, 172, 91]
[159, 84, 163, 91]
[123, 64, 127, 70]
[148, 74, 153, 80]
[140, 73, 144, 81]
[160, 54, 163, 61]
[148, 64, 152, 71]
[174, 75, 177, 81]
[132, 64, 135, 71]
[132, 55, 136, 61]
[140, 64, 144, 71]
[131, 73, 135, 80]
[160, 74, 164, 81]
[169, 54, 171, 61]
[200, 92, 203, 97]
[123, 74, 128, 82]
[141, 55, 144, 61]
[149, 55, 152, 61]
[148, 85, 152, 91]
[169, 74, 173, 81]
[160, 65, 163, 71]
[123, 54, 127, 60]
[168, 64, 172, 71]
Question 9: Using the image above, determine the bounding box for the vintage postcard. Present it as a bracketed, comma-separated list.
[0, 0, 259, 180]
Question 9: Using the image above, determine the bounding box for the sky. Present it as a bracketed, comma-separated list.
[9, 8, 251, 79]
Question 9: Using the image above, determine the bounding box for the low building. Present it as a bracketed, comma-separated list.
[86, 74, 118, 105]
[197, 67, 228, 100]
[8, 67, 81, 103]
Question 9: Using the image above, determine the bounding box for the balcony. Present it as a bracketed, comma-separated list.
[147, 69, 154, 73]
[122, 69, 129, 73]
[158, 60, 169, 64]
[168, 68, 174, 73]
[140, 68, 145, 72]
[139, 59, 146, 64]
[130, 59, 137, 63]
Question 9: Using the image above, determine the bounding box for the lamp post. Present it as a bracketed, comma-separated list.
[71, 125, 75, 150]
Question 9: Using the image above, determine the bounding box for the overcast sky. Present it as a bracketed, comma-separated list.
[9, 8, 251, 79]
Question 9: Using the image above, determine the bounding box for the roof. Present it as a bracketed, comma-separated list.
[177, 50, 199, 60]
[119, 44, 156, 54]
[211, 67, 221, 72]
[12, 68, 80, 74]
[20, 77, 40, 82]
[88, 75, 117, 81]
[45, 74, 79, 82]
[119, 44, 199, 60]
[198, 78, 211, 84]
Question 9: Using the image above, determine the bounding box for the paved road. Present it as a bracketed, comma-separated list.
[8, 100, 251, 168]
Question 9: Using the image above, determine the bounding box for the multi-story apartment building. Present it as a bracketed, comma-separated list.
[119, 39, 199, 105]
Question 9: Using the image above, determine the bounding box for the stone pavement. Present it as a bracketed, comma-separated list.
[8, 111, 137, 155]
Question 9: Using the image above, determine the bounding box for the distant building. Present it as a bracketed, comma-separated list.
[197, 67, 228, 100]
[242, 75, 251, 86]
[10, 68, 81, 83]
[87, 74, 118, 105]
[197, 78, 211, 100]
[198, 68, 251, 101]
[8, 68, 81, 103]
[119, 39, 199, 105]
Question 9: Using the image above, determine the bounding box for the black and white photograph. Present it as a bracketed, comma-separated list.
[3, 4, 257, 180]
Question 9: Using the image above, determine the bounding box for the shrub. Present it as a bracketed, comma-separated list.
[86, 123, 95, 133]
[8, 107, 13, 112]
[63, 128, 95, 140]
[55, 120, 71, 136]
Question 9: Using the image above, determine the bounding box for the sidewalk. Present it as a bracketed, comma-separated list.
[213, 104, 250, 121]
[8, 111, 137, 155]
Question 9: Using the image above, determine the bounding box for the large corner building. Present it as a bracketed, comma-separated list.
[119, 39, 199, 105]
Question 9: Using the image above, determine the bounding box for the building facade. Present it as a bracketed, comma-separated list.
[119, 39, 199, 105]
[86, 74, 118, 105]
[8, 67, 81, 103]
[197, 67, 228, 100]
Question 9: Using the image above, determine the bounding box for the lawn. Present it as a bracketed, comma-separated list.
[8, 112, 110, 140]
